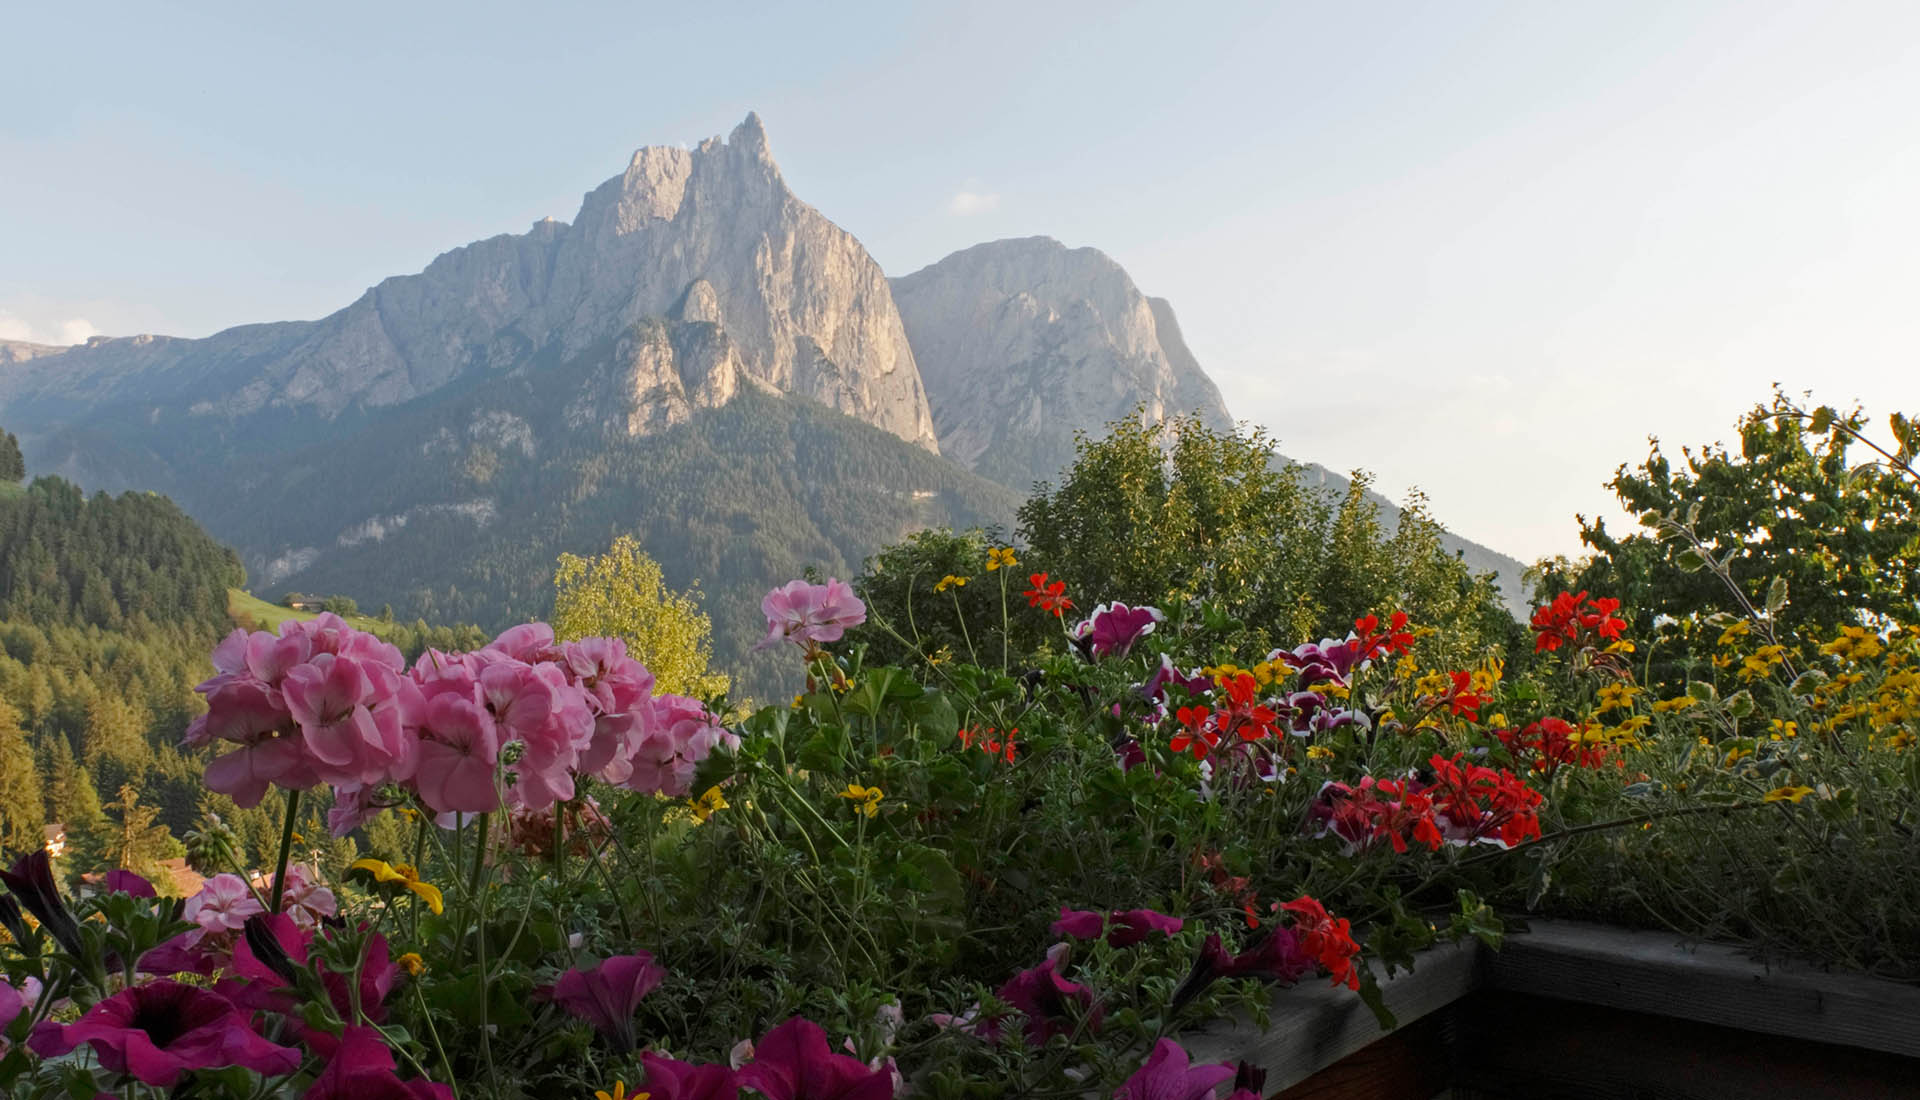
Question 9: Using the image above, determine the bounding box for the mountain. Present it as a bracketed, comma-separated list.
[894, 237, 1530, 610]
[891, 237, 1233, 492]
[0, 113, 934, 471]
[0, 340, 72, 366]
[1, 115, 1528, 699]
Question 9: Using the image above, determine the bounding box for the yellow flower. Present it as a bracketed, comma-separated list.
[1595, 682, 1641, 714]
[1413, 671, 1450, 697]
[349, 858, 445, 915]
[1652, 696, 1698, 714]
[1469, 659, 1504, 695]
[838, 784, 884, 818]
[1738, 645, 1788, 682]
[1711, 653, 1734, 670]
[1880, 729, 1916, 749]
[1488, 712, 1508, 727]
[690, 786, 729, 823]
[1717, 620, 1751, 647]
[985, 547, 1019, 571]
[1763, 785, 1814, 804]
[1604, 639, 1636, 655]
[1768, 719, 1798, 740]
[595, 1083, 648, 1100]
[1611, 714, 1652, 735]
[397, 952, 425, 976]
[1820, 626, 1883, 661]
[1305, 745, 1335, 760]
[935, 574, 969, 593]
[1724, 746, 1752, 765]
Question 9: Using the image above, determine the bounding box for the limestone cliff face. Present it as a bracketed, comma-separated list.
[891, 236, 1233, 489]
[0, 114, 937, 453]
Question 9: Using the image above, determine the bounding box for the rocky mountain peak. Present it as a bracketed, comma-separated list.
[890, 236, 1231, 488]
[2, 113, 938, 455]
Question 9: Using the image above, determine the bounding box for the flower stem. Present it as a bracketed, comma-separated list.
[269, 787, 301, 913]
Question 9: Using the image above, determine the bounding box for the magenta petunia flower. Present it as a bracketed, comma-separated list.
[27, 979, 300, 1087]
[550, 952, 666, 1052]
[755, 579, 867, 651]
[1113, 1038, 1237, 1100]
[640, 1050, 741, 1100]
[1, 849, 86, 959]
[103, 869, 157, 898]
[735, 1016, 895, 1100]
[1050, 907, 1185, 948]
[304, 1024, 453, 1100]
[1070, 602, 1166, 660]
[1171, 929, 1313, 1012]
[994, 950, 1102, 1045]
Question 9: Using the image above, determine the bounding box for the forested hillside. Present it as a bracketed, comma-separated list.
[0, 475, 247, 875]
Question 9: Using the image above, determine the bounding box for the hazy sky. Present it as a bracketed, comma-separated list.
[5, 1, 1917, 563]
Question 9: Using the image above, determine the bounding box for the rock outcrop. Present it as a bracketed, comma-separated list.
[0, 114, 936, 453]
[891, 237, 1232, 489]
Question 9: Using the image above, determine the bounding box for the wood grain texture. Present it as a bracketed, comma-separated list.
[1490, 920, 1920, 1059]
[1183, 938, 1486, 1094]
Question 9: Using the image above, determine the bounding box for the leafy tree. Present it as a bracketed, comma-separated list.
[0, 700, 43, 853]
[553, 535, 730, 699]
[321, 595, 359, 616]
[0, 429, 22, 483]
[1556, 391, 1920, 667]
[1015, 413, 1510, 659]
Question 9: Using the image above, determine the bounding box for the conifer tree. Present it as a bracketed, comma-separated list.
[102, 784, 176, 881]
[0, 700, 44, 853]
[0, 429, 23, 483]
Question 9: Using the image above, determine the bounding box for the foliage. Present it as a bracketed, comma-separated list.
[554, 534, 730, 699]
[0, 428, 22, 483]
[1553, 388, 1920, 684]
[967, 412, 1516, 668]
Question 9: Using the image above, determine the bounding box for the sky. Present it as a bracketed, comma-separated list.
[4, 0, 1918, 563]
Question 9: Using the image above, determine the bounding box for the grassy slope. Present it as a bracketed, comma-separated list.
[226, 587, 396, 637]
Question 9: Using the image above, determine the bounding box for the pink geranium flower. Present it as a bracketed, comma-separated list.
[183, 873, 265, 948]
[550, 952, 666, 1052]
[1113, 1039, 1236, 1100]
[411, 691, 503, 814]
[735, 1016, 895, 1100]
[27, 979, 300, 1087]
[756, 579, 867, 651]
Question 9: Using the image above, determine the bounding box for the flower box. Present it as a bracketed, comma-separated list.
[1188, 920, 1920, 1099]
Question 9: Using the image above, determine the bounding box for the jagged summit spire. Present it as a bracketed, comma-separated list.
[729, 111, 771, 160]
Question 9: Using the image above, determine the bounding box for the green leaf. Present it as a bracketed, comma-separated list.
[1765, 576, 1789, 616]
[1725, 690, 1755, 718]
[1355, 968, 1398, 1031]
[1686, 680, 1718, 703]
[1675, 548, 1708, 573]
[1809, 405, 1835, 434]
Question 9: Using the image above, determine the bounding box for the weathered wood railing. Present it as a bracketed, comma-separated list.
[1185, 920, 1920, 1099]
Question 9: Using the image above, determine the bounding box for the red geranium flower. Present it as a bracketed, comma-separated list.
[1170, 706, 1219, 760]
[1023, 573, 1075, 618]
[1278, 895, 1362, 990]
